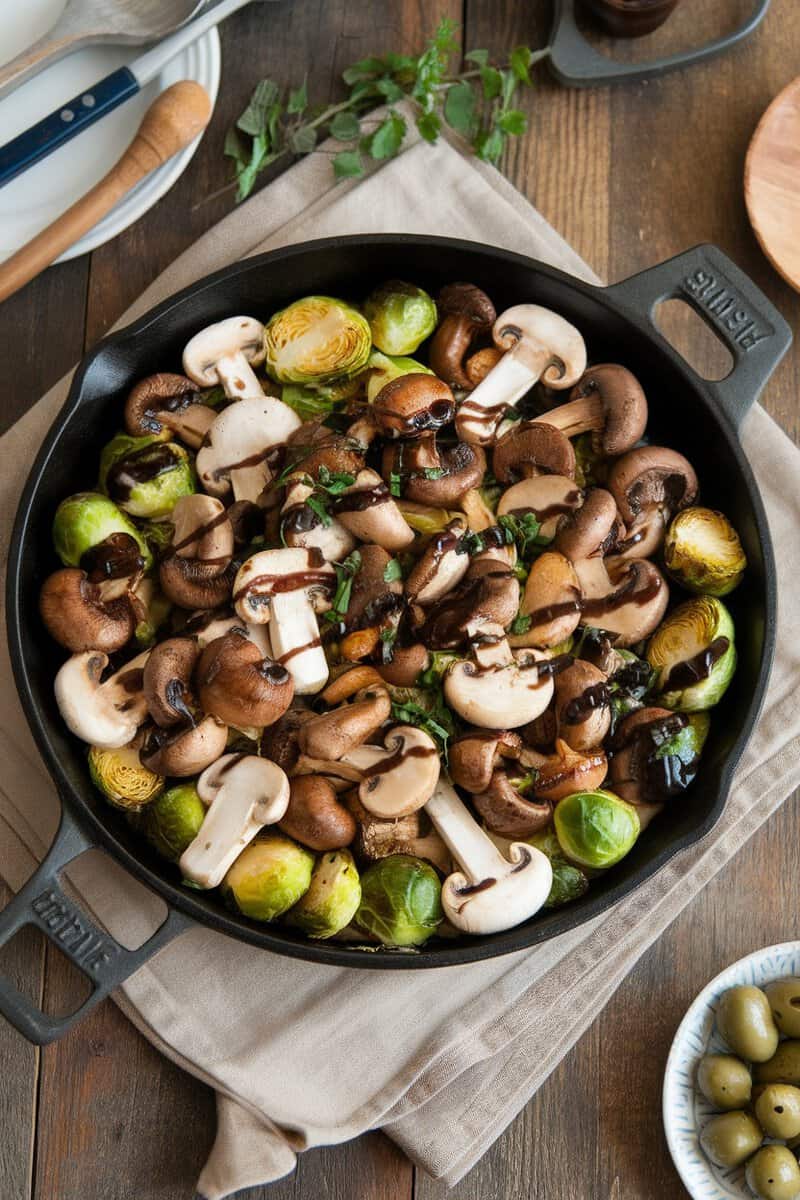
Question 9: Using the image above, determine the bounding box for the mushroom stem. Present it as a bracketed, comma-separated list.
[533, 393, 603, 440]
[214, 353, 265, 400]
[270, 592, 330, 695]
[456, 352, 543, 445]
[425, 777, 508, 881]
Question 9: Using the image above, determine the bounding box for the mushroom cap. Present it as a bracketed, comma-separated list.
[260, 706, 315, 774]
[386, 439, 487, 507]
[497, 475, 583, 540]
[372, 374, 456, 439]
[513, 551, 582, 648]
[472, 772, 552, 839]
[159, 555, 234, 611]
[581, 558, 670, 647]
[449, 730, 523, 793]
[436, 282, 496, 327]
[464, 346, 503, 387]
[40, 568, 135, 654]
[143, 636, 199, 728]
[554, 487, 619, 561]
[169, 494, 233, 579]
[567, 363, 648, 455]
[376, 643, 431, 687]
[140, 714, 228, 777]
[609, 705, 675, 805]
[196, 630, 294, 728]
[195, 395, 301, 497]
[54, 651, 144, 749]
[429, 284, 497, 389]
[608, 445, 699, 526]
[284, 421, 365, 477]
[124, 373, 199, 438]
[280, 475, 357, 563]
[298, 681, 391, 760]
[340, 543, 404, 631]
[418, 557, 519, 649]
[279, 775, 357, 850]
[233, 547, 336, 624]
[444, 648, 554, 729]
[493, 421, 576, 484]
[183, 316, 266, 387]
[492, 304, 587, 389]
[530, 739, 608, 802]
[405, 519, 470, 605]
[344, 725, 441, 818]
[442, 841, 553, 935]
[334, 469, 415, 552]
[554, 659, 611, 751]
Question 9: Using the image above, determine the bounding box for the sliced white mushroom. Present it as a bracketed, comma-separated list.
[195, 395, 301, 503]
[496, 475, 584, 541]
[455, 305, 586, 446]
[233, 547, 336, 694]
[335, 468, 414, 552]
[425, 775, 552, 935]
[54, 649, 150, 749]
[191, 612, 272, 658]
[281, 474, 357, 562]
[183, 315, 267, 400]
[179, 754, 290, 889]
[443, 623, 554, 729]
[342, 725, 440, 818]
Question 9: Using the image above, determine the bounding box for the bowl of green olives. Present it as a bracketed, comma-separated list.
[664, 945, 800, 1200]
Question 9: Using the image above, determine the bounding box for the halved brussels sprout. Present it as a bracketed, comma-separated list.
[286, 850, 361, 939]
[647, 595, 736, 711]
[88, 745, 163, 811]
[354, 854, 443, 947]
[99, 433, 196, 519]
[664, 506, 747, 596]
[222, 835, 314, 922]
[133, 583, 172, 649]
[363, 281, 437, 356]
[281, 373, 364, 420]
[554, 790, 640, 869]
[53, 492, 153, 573]
[529, 828, 589, 909]
[365, 350, 434, 403]
[264, 296, 372, 385]
[646, 712, 710, 795]
[396, 499, 465, 536]
[143, 783, 206, 860]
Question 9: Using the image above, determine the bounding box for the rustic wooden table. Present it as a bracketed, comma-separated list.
[1, 2, 799, 1197]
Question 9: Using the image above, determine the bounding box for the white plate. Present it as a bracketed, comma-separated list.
[663, 942, 800, 1200]
[0, 1, 220, 263]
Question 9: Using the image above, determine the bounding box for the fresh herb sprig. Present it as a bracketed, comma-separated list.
[324, 550, 362, 624]
[222, 18, 547, 202]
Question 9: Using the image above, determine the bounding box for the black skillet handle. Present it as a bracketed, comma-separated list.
[0, 804, 191, 1044]
[605, 244, 792, 431]
[548, 0, 771, 88]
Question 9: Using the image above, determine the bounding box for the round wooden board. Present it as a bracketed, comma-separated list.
[745, 74, 800, 293]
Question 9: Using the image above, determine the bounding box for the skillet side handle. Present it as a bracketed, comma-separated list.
[605, 243, 792, 432]
[0, 805, 191, 1045]
[548, 0, 771, 89]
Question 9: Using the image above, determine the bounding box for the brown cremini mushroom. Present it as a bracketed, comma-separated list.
[405, 518, 470, 605]
[464, 346, 503, 387]
[492, 421, 576, 484]
[279, 775, 357, 850]
[429, 283, 497, 390]
[375, 643, 430, 687]
[124, 372, 214, 449]
[554, 487, 621, 598]
[280, 472, 357, 563]
[496, 474, 584, 541]
[159, 495, 235, 611]
[333, 469, 415, 552]
[284, 421, 365, 478]
[298, 669, 391, 760]
[554, 659, 611, 751]
[510, 550, 582, 648]
[341, 544, 405, 633]
[260, 707, 315, 774]
[471, 771, 552, 839]
[143, 636, 199, 727]
[382, 435, 486, 507]
[449, 730, 523, 793]
[140, 715, 228, 777]
[535, 363, 647, 456]
[346, 792, 452, 874]
[196, 629, 295, 728]
[525, 738, 608, 802]
[417, 556, 519, 649]
[372, 373, 455, 439]
[608, 445, 699, 557]
[40, 568, 136, 653]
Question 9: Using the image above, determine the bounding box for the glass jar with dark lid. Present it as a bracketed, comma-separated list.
[581, 0, 681, 38]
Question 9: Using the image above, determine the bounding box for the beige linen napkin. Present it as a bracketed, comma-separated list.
[2, 107, 800, 1197]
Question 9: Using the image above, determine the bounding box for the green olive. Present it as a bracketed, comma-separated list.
[754, 1085, 800, 1139]
[696, 1054, 752, 1110]
[766, 979, 800, 1039]
[756, 1042, 800, 1087]
[745, 1145, 800, 1200]
[700, 1110, 763, 1169]
[717, 986, 780, 1063]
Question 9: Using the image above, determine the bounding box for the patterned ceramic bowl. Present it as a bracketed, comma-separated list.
[663, 942, 800, 1200]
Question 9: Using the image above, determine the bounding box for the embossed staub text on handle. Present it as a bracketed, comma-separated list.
[31, 889, 119, 975]
[681, 267, 773, 351]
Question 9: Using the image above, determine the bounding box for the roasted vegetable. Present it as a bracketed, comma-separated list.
[286, 850, 361, 938]
[88, 745, 163, 811]
[99, 434, 196, 519]
[143, 783, 206, 861]
[264, 295, 372, 384]
[664, 506, 746, 596]
[553, 789, 640, 869]
[363, 281, 437, 356]
[222, 835, 314, 921]
[647, 596, 736, 711]
[53, 492, 153, 573]
[365, 350, 434, 403]
[354, 854, 443, 947]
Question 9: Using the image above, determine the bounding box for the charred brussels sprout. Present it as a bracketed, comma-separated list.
[354, 854, 443, 947]
[264, 296, 372, 385]
[88, 745, 163, 811]
[554, 790, 640, 869]
[529, 829, 589, 909]
[647, 596, 736, 712]
[365, 350, 434, 403]
[143, 783, 206, 861]
[664, 507, 747, 596]
[364, 281, 437, 356]
[99, 433, 196, 519]
[53, 492, 153, 573]
[286, 850, 361, 938]
[222, 835, 314, 922]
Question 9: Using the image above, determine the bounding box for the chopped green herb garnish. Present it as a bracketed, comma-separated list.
[307, 495, 332, 527]
[383, 557, 403, 583]
[509, 612, 532, 636]
[389, 471, 402, 498]
[324, 550, 362, 623]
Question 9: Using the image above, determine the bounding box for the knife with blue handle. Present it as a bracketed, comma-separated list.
[0, 0, 252, 190]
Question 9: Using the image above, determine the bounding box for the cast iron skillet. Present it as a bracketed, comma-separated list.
[1, 237, 790, 1044]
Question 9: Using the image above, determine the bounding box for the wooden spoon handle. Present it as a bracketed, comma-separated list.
[0, 81, 211, 305]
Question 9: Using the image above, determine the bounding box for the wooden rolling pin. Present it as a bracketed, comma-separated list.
[0, 80, 211, 304]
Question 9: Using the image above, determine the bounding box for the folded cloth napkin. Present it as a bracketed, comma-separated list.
[2, 104, 800, 1197]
